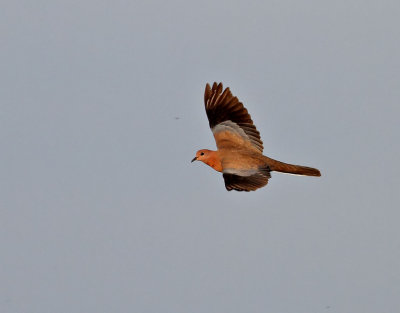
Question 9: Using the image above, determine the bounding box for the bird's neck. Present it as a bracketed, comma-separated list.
[203, 151, 222, 172]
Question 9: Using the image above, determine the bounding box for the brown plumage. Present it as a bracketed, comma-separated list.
[191, 82, 321, 192]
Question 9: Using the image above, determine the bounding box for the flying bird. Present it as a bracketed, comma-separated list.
[191, 82, 321, 191]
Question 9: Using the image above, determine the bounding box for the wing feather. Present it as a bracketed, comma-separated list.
[223, 166, 271, 192]
[204, 82, 264, 153]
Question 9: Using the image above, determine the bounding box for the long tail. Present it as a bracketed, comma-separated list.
[264, 156, 321, 177]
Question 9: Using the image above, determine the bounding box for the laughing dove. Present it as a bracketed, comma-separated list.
[191, 82, 321, 192]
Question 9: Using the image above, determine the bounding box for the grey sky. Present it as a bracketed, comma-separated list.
[1, 0, 400, 312]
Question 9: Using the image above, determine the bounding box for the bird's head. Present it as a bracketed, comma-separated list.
[191, 149, 211, 163]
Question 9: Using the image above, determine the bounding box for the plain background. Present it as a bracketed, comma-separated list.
[1, 1, 399, 312]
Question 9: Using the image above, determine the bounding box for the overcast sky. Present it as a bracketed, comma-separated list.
[1, 1, 400, 312]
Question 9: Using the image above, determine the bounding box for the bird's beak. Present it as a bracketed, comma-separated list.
[191, 156, 197, 163]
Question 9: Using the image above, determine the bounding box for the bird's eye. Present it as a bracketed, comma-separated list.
[200, 152, 204, 156]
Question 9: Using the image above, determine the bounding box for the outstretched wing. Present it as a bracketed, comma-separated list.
[204, 82, 263, 153]
[222, 166, 271, 192]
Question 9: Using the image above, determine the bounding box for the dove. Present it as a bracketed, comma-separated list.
[191, 82, 321, 191]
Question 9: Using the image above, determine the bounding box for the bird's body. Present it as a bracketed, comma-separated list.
[192, 82, 321, 191]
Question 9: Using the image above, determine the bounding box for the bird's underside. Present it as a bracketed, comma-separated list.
[193, 82, 321, 192]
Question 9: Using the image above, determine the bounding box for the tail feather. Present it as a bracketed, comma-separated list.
[264, 156, 321, 177]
